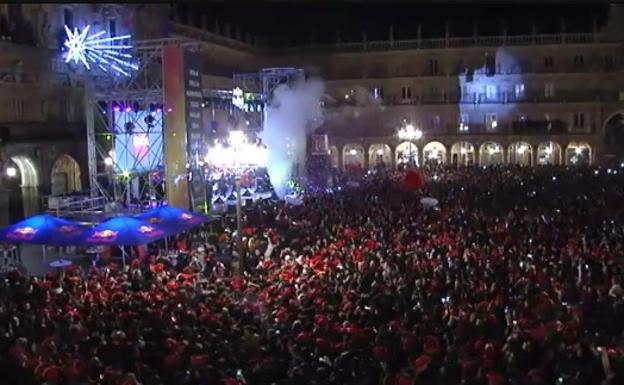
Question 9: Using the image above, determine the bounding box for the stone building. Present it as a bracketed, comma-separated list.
[1, 3, 623, 222]
[170, 4, 624, 170]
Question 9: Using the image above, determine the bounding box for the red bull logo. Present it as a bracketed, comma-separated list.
[7, 227, 38, 240]
[180, 213, 201, 224]
[138, 225, 164, 238]
[59, 225, 80, 235]
[148, 217, 162, 224]
[88, 230, 118, 242]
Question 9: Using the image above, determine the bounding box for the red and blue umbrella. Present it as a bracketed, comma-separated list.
[79, 216, 167, 246]
[0, 214, 85, 246]
[136, 205, 210, 235]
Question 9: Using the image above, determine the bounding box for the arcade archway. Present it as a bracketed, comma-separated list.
[536, 142, 562, 165]
[479, 142, 504, 166]
[450, 142, 475, 166]
[342, 144, 365, 171]
[423, 141, 447, 166]
[5, 155, 40, 221]
[508, 142, 533, 166]
[396, 141, 419, 167]
[329, 145, 339, 169]
[51, 154, 82, 195]
[565, 142, 592, 165]
[368, 144, 392, 169]
[603, 112, 624, 158]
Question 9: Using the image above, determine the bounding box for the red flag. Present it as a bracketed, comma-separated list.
[402, 169, 426, 191]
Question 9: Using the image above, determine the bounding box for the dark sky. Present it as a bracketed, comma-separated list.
[176, 2, 610, 47]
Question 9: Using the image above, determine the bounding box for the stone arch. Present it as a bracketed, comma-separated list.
[342, 143, 365, 171]
[508, 142, 533, 166]
[423, 141, 447, 165]
[368, 144, 392, 169]
[51, 154, 82, 195]
[536, 141, 562, 165]
[565, 141, 592, 165]
[603, 111, 624, 157]
[479, 141, 505, 166]
[395, 141, 419, 167]
[450, 142, 475, 166]
[10, 155, 39, 187]
[329, 145, 339, 169]
[6, 155, 40, 220]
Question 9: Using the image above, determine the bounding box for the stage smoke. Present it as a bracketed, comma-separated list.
[261, 77, 325, 198]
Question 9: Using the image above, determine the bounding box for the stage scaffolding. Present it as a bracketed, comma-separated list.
[85, 37, 199, 214]
[231, 67, 305, 130]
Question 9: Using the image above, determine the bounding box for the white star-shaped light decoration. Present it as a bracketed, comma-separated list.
[63, 25, 139, 76]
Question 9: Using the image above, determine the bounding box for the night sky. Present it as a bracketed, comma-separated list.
[176, 2, 610, 47]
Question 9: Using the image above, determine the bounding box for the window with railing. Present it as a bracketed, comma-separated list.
[401, 86, 411, 100]
[604, 54, 614, 71]
[573, 55, 584, 70]
[485, 85, 497, 100]
[485, 113, 498, 130]
[544, 83, 555, 98]
[459, 114, 469, 132]
[543, 56, 554, 69]
[432, 115, 441, 129]
[429, 59, 439, 76]
[572, 112, 585, 130]
[515, 83, 525, 99]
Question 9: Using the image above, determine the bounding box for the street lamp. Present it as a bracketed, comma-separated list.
[397, 123, 423, 167]
[205, 130, 268, 276]
[6, 166, 16, 178]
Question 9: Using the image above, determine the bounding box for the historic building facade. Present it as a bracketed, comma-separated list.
[171, 5, 624, 170]
[0, 3, 167, 223]
[1, 3, 623, 221]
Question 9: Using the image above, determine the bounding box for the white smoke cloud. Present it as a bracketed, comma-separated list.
[261, 78, 325, 198]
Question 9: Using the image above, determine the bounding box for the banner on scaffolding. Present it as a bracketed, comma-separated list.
[184, 49, 208, 213]
[163, 46, 190, 209]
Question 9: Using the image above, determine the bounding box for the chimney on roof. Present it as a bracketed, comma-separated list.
[235, 26, 242, 40]
[224, 23, 231, 38]
[201, 14, 208, 30]
[245, 32, 252, 44]
[214, 20, 220, 35]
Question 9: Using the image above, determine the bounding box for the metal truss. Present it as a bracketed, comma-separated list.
[226, 67, 305, 132]
[85, 37, 199, 210]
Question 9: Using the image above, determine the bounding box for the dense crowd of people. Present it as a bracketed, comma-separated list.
[1, 165, 623, 385]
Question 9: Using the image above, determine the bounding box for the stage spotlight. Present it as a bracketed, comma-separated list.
[144, 114, 156, 128]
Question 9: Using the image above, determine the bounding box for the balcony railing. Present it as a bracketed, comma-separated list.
[276, 32, 609, 55]
[323, 89, 621, 109]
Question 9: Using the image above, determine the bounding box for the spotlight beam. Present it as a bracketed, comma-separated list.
[64, 25, 137, 77]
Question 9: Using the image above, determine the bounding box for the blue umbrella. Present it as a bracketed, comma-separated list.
[79, 216, 167, 246]
[0, 214, 85, 246]
[136, 206, 210, 235]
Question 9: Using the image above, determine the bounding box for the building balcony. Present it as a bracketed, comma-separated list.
[277, 32, 610, 55]
[323, 90, 621, 109]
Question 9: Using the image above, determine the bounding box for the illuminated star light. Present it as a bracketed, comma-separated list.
[64, 25, 139, 76]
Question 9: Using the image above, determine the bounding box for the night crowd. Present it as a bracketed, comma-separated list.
[1, 165, 623, 385]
